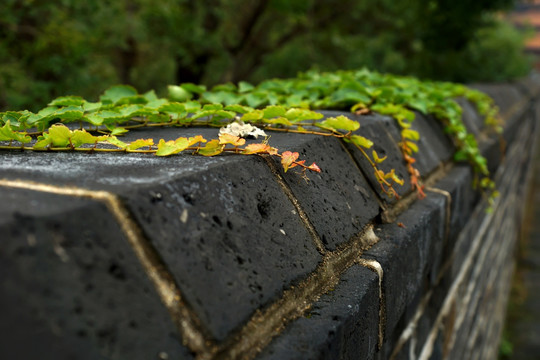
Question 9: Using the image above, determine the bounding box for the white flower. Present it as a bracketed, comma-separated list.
[219, 120, 267, 139]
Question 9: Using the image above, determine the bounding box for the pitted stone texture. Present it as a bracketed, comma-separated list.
[469, 84, 523, 116]
[409, 113, 454, 175]
[267, 132, 380, 250]
[432, 165, 478, 250]
[258, 265, 380, 360]
[515, 74, 540, 97]
[0, 127, 321, 341]
[319, 111, 412, 203]
[363, 193, 447, 343]
[0, 188, 190, 360]
[122, 156, 321, 341]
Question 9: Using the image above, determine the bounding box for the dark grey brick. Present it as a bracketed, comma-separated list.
[121, 155, 321, 341]
[258, 265, 380, 360]
[0, 188, 190, 360]
[409, 113, 454, 176]
[455, 98, 484, 137]
[267, 132, 380, 250]
[362, 193, 447, 341]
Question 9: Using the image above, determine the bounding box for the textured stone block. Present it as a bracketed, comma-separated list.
[122, 155, 321, 341]
[0, 187, 190, 360]
[409, 113, 454, 175]
[267, 131, 380, 250]
[362, 193, 447, 341]
[322, 110, 412, 203]
[258, 266, 380, 360]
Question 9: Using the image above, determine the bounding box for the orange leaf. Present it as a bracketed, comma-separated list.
[219, 133, 246, 146]
[308, 162, 321, 173]
[187, 135, 207, 146]
[281, 151, 299, 172]
[242, 143, 278, 155]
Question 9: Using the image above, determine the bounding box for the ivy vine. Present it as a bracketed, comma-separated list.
[0, 68, 501, 203]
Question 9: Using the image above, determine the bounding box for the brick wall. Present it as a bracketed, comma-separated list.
[1, 75, 538, 360]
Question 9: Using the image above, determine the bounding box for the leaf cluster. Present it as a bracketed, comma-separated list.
[0, 68, 501, 201]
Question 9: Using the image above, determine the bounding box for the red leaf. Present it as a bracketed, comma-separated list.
[308, 162, 321, 173]
[281, 151, 299, 172]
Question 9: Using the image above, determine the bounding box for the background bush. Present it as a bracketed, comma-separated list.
[0, 0, 531, 111]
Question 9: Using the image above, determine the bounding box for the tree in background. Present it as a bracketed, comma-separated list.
[0, 0, 530, 111]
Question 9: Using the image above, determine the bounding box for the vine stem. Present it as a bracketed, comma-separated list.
[260, 126, 341, 137]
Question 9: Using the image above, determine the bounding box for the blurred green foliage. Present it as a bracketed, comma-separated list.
[0, 0, 531, 111]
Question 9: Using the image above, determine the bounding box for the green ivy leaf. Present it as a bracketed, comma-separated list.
[110, 127, 128, 136]
[0, 121, 31, 143]
[47, 124, 72, 147]
[346, 134, 374, 149]
[405, 141, 419, 153]
[143, 90, 159, 102]
[183, 101, 202, 113]
[33, 135, 52, 150]
[265, 117, 292, 126]
[70, 130, 102, 147]
[263, 105, 286, 118]
[319, 115, 360, 132]
[212, 83, 237, 92]
[224, 104, 254, 114]
[82, 101, 102, 113]
[26, 107, 57, 127]
[242, 110, 264, 121]
[402, 129, 420, 141]
[155, 138, 190, 156]
[245, 92, 268, 108]
[100, 85, 138, 105]
[127, 138, 154, 151]
[48, 96, 85, 107]
[284, 108, 323, 122]
[202, 91, 243, 105]
[330, 88, 371, 105]
[372, 150, 387, 163]
[168, 85, 193, 102]
[198, 139, 224, 156]
[105, 136, 128, 149]
[83, 114, 104, 126]
[180, 83, 206, 94]
[238, 81, 255, 93]
[158, 102, 187, 120]
[202, 103, 223, 111]
[54, 106, 84, 121]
